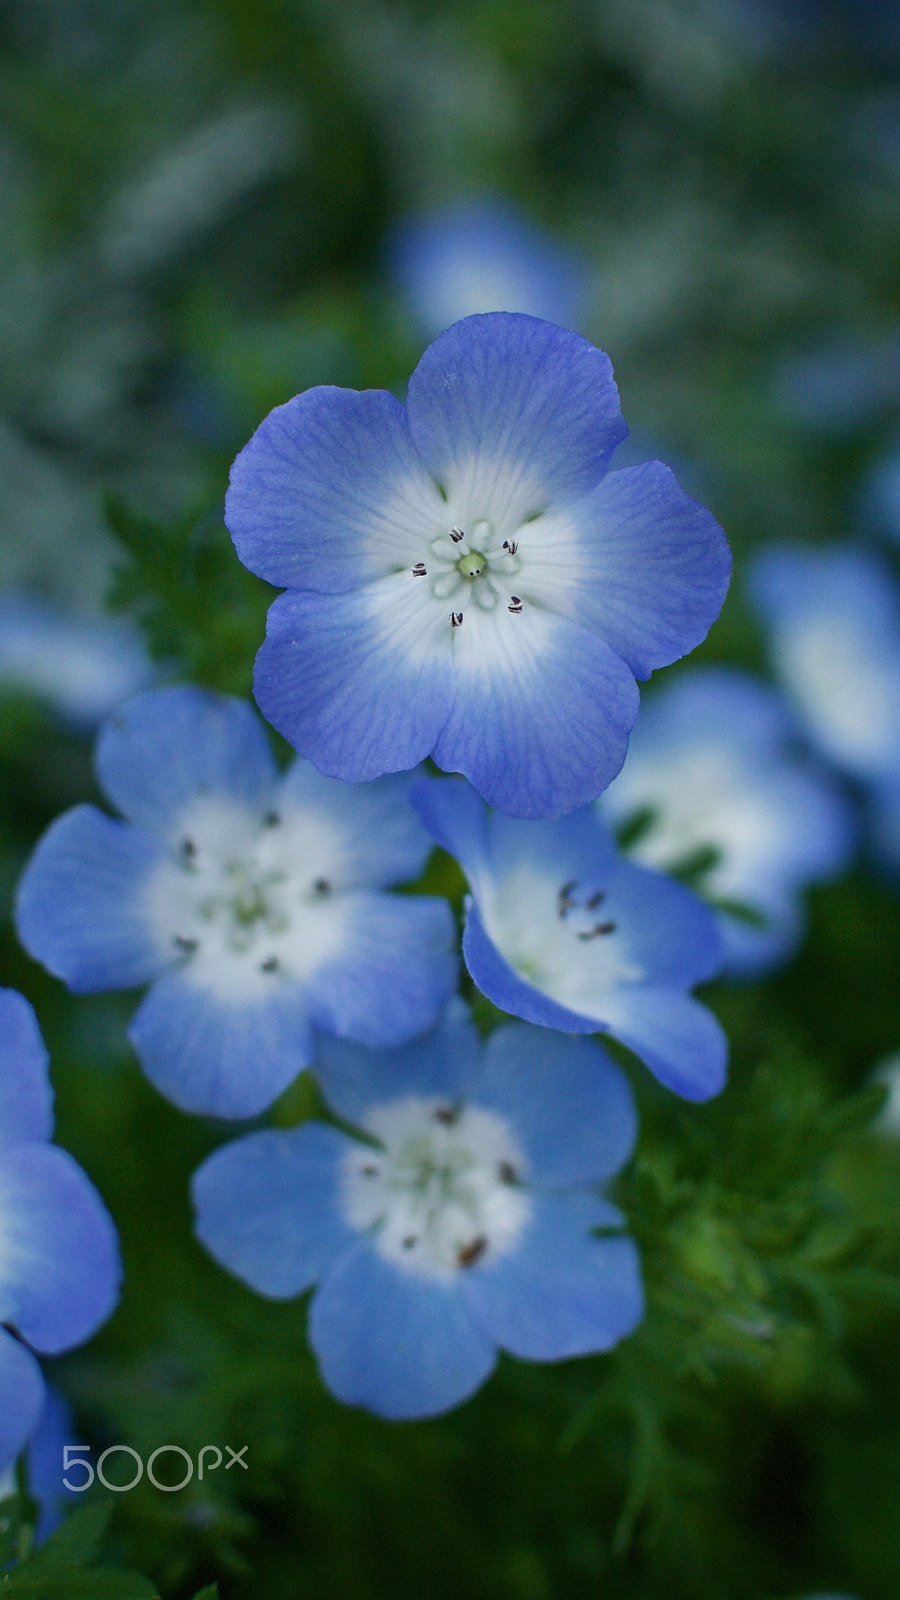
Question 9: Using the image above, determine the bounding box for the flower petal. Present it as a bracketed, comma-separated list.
[306, 893, 457, 1048]
[0, 1144, 120, 1354]
[461, 1190, 644, 1361]
[476, 1025, 637, 1186]
[524, 461, 731, 678]
[192, 1124, 355, 1298]
[227, 387, 444, 590]
[462, 898, 600, 1033]
[312, 999, 481, 1126]
[277, 763, 435, 889]
[309, 1241, 497, 1419]
[96, 686, 276, 835]
[254, 581, 455, 780]
[409, 775, 492, 893]
[0, 1332, 45, 1477]
[599, 986, 728, 1101]
[16, 806, 167, 992]
[0, 991, 53, 1152]
[432, 603, 640, 817]
[406, 314, 626, 517]
[128, 970, 315, 1118]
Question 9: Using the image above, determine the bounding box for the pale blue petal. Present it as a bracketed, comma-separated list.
[16, 807, 167, 992]
[306, 894, 457, 1048]
[406, 314, 626, 515]
[600, 987, 728, 1101]
[96, 686, 276, 834]
[0, 1333, 45, 1477]
[476, 1026, 637, 1185]
[431, 604, 639, 818]
[312, 999, 481, 1125]
[487, 805, 619, 885]
[462, 900, 600, 1033]
[529, 462, 730, 678]
[227, 387, 443, 590]
[276, 763, 434, 888]
[597, 858, 723, 986]
[0, 1144, 120, 1354]
[461, 1191, 644, 1361]
[192, 1125, 355, 1297]
[309, 1242, 497, 1419]
[409, 776, 492, 893]
[129, 971, 315, 1118]
[0, 991, 52, 1152]
[254, 582, 454, 779]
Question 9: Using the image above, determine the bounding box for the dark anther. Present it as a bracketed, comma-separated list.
[457, 1235, 487, 1268]
[577, 920, 617, 940]
[497, 1160, 518, 1184]
[312, 878, 331, 896]
[260, 955, 279, 972]
[508, 596, 523, 613]
[502, 540, 518, 555]
[402, 1235, 419, 1249]
[433, 1105, 458, 1125]
[449, 526, 465, 543]
[557, 879, 578, 917]
[179, 837, 197, 862]
[586, 889, 606, 910]
[361, 1164, 378, 1177]
[450, 611, 464, 627]
[173, 935, 199, 953]
[264, 810, 281, 827]
[412, 563, 427, 577]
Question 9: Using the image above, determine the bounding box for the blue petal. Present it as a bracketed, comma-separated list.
[475, 1025, 637, 1185]
[409, 776, 492, 891]
[306, 894, 457, 1048]
[96, 686, 276, 834]
[128, 971, 315, 1118]
[431, 604, 640, 817]
[226, 387, 443, 590]
[462, 899, 600, 1033]
[192, 1124, 355, 1297]
[461, 1190, 644, 1361]
[309, 1241, 497, 1418]
[254, 583, 454, 779]
[599, 987, 728, 1101]
[597, 857, 724, 987]
[0, 1332, 45, 1477]
[16, 807, 167, 992]
[312, 999, 481, 1125]
[0, 991, 53, 1152]
[406, 315, 627, 514]
[0, 1144, 120, 1354]
[530, 462, 730, 679]
[277, 763, 435, 889]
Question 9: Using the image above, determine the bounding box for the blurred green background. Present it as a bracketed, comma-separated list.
[2, 1, 900, 1596]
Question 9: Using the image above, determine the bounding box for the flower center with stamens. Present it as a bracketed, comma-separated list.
[342, 1095, 531, 1281]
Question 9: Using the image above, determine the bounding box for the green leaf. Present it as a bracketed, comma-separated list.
[4, 1570, 159, 1599]
[12, 1506, 110, 1577]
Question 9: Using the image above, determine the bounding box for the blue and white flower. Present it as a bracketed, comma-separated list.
[412, 778, 727, 1101]
[386, 196, 590, 337]
[226, 312, 731, 819]
[16, 685, 457, 1119]
[0, 988, 120, 1476]
[598, 666, 855, 975]
[193, 1004, 643, 1420]
[0, 592, 153, 730]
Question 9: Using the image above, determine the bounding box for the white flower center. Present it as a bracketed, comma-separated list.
[410, 520, 527, 626]
[141, 794, 353, 1002]
[482, 864, 644, 1015]
[342, 1095, 531, 1281]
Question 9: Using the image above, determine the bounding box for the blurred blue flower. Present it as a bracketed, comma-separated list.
[858, 443, 900, 545]
[386, 197, 590, 337]
[0, 989, 120, 1476]
[412, 778, 727, 1101]
[0, 593, 154, 729]
[15, 685, 457, 1119]
[227, 312, 731, 819]
[0, 1389, 76, 1544]
[598, 667, 856, 976]
[193, 1003, 643, 1420]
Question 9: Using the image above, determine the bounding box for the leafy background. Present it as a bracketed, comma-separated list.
[1, 0, 900, 1595]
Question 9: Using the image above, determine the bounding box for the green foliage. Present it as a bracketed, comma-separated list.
[1, 1504, 158, 1599]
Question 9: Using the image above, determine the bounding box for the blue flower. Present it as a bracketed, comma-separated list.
[0, 989, 120, 1476]
[192, 1003, 643, 1420]
[226, 312, 731, 819]
[411, 777, 727, 1101]
[0, 592, 153, 730]
[16, 685, 457, 1119]
[386, 196, 590, 337]
[598, 667, 855, 975]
